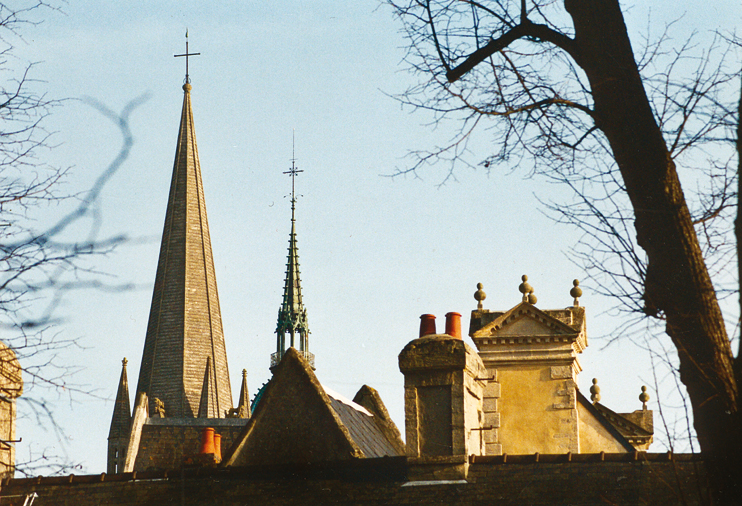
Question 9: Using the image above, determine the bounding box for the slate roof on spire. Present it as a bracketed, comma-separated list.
[108, 358, 132, 441]
[135, 82, 232, 419]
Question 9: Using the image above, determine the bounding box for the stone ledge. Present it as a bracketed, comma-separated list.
[145, 418, 249, 427]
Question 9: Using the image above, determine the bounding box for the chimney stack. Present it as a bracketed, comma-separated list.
[399, 315, 488, 481]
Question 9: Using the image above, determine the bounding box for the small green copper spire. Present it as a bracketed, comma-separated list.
[272, 138, 314, 369]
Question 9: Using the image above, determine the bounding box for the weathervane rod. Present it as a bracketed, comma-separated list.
[283, 131, 303, 217]
[174, 30, 201, 84]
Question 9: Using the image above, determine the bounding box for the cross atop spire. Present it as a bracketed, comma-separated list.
[272, 140, 313, 370]
[283, 132, 304, 222]
[174, 30, 201, 84]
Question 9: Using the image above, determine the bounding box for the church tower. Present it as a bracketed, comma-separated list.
[271, 157, 314, 369]
[107, 41, 249, 473]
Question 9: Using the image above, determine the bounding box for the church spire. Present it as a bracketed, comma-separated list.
[272, 146, 313, 369]
[134, 75, 232, 418]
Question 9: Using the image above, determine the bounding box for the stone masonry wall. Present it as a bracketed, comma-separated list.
[0, 455, 708, 506]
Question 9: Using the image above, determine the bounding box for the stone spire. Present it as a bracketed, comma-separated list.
[135, 81, 232, 418]
[272, 157, 313, 369]
[107, 358, 131, 474]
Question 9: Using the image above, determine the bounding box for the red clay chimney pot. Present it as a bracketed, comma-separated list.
[213, 433, 222, 462]
[445, 312, 462, 339]
[199, 427, 215, 455]
[419, 314, 436, 337]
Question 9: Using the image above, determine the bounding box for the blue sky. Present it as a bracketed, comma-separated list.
[6, 1, 738, 472]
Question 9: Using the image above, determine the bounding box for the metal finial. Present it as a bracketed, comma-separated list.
[570, 279, 583, 306]
[590, 378, 601, 403]
[283, 130, 304, 215]
[474, 282, 486, 310]
[174, 30, 201, 85]
[639, 385, 650, 410]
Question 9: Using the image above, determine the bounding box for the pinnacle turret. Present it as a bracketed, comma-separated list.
[107, 358, 131, 474]
[236, 369, 251, 418]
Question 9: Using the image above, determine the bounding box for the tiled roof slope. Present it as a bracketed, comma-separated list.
[135, 82, 231, 419]
[326, 389, 401, 458]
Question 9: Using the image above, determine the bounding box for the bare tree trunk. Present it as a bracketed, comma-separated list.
[564, 0, 740, 502]
[736, 72, 742, 384]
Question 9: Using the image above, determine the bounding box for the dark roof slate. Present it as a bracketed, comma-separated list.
[325, 388, 402, 458]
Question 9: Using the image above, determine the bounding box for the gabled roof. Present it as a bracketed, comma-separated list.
[470, 302, 587, 353]
[353, 385, 406, 456]
[577, 391, 653, 451]
[223, 348, 403, 467]
[590, 397, 654, 450]
[135, 82, 232, 419]
[324, 387, 402, 458]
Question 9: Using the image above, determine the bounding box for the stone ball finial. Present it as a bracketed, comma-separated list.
[527, 293, 537, 305]
[639, 385, 650, 410]
[590, 378, 601, 403]
[474, 282, 486, 309]
[519, 275, 534, 303]
[183, 82, 192, 92]
[518, 275, 531, 293]
[570, 279, 583, 306]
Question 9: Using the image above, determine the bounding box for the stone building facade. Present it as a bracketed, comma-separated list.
[0, 342, 22, 479]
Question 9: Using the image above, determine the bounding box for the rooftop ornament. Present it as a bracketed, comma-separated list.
[570, 279, 582, 306]
[474, 282, 486, 309]
[590, 378, 601, 403]
[519, 275, 537, 305]
[639, 386, 650, 410]
[174, 30, 200, 86]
